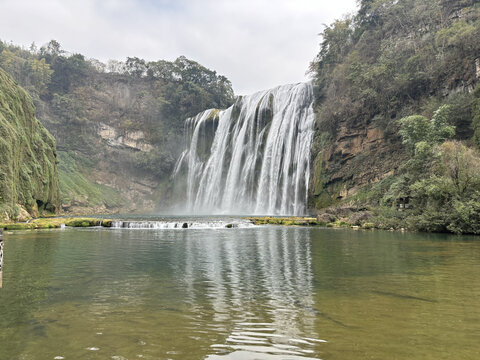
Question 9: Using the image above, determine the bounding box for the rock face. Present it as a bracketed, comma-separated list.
[98, 123, 153, 152]
[0, 68, 59, 220]
[311, 119, 404, 209]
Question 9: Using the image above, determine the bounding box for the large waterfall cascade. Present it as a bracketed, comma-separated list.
[173, 82, 315, 215]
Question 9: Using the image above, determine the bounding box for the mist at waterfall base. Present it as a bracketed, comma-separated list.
[172, 82, 315, 216]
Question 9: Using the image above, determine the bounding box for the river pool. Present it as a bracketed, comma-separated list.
[0, 224, 479, 359]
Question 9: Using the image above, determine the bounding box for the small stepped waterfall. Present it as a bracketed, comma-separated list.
[173, 82, 315, 215]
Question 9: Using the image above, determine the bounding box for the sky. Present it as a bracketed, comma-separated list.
[0, 0, 358, 95]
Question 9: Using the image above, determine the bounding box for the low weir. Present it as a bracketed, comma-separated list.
[110, 219, 254, 229]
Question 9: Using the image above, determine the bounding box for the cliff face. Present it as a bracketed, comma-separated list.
[38, 75, 167, 214]
[0, 46, 235, 214]
[310, 0, 480, 210]
[311, 120, 403, 207]
[0, 68, 59, 220]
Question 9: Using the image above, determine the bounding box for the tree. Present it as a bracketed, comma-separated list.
[398, 115, 432, 154]
[43, 40, 63, 57]
[438, 141, 480, 195]
[88, 59, 106, 73]
[49, 53, 88, 93]
[125, 57, 147, 77]
[431, 105, 456, 143]
[28, 58, 53, 95]
[398, 105, 455, 154]
[472, 86, 480, 148]
[40, 40, 64, 66]
[106, 59, 126, 73]
[0, 49, 18, 77]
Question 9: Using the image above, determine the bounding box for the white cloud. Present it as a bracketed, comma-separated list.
[0, 0, 357, 94]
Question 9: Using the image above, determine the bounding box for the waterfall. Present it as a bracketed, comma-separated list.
[173, 82, 315, 216]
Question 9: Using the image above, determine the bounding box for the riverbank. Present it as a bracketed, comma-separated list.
[0, 214, 378, 232]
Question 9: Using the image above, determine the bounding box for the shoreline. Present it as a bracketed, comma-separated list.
[1, 215, 476, 236]
[0, 215, 374, 232]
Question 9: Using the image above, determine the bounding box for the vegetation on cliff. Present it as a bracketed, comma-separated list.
[0, 68, 59, 220]
[310, 0, 480, 234]
[0, 40, 234, 213]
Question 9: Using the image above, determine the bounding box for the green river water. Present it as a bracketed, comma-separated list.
[0, 225, 479, 359]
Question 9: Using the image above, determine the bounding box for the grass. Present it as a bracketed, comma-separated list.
[58, 151, 125, 209]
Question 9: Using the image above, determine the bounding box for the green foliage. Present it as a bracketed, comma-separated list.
[125, 57, 147, 77]
[28, 58, 53, 95]
[442, 91, 474, 139]
[310, 0, 479, 235]
[376, 140, 480, 234]
[435, 19, 478, 54]
[398, 105, 455, 154]
[48, 53, 89, 94]
[0, 68, 59, 220]
[0, 47, 54, 98]
[431, 105, 456, 143]
[367, 99, 480, 234]
[398, 115, 432, 154]
[311, 0, 479, 139]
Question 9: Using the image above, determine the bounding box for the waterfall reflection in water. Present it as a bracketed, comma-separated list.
[173, 227, 325, 359]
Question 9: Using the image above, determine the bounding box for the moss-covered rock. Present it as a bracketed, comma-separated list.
[100, 219, 114, 227]
[247, 217, 322, 226]
[65, 219, 101, 227]
[0, 68, 59, 220]
[1, 217, 111, 230]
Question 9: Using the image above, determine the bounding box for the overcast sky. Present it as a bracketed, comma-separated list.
[0, 0, 357, 95]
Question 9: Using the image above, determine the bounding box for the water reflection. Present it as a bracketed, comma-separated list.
[1, 227, 480, 359]
[172, 227, 324, 359]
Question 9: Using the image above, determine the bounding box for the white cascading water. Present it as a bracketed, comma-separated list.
[173, 82, 315, 215]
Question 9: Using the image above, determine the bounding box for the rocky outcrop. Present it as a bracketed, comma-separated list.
[98, 123, 153, 152]
[311, 118, 405, 209]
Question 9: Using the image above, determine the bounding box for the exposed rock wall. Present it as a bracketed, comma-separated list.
[37, 75, 165, 214]
[310, 117, 404, 209]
